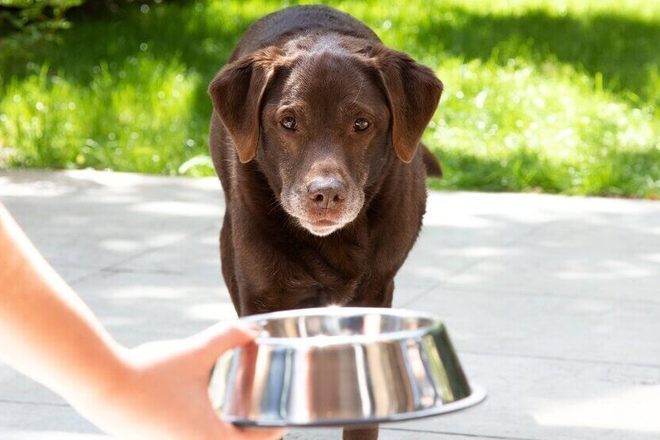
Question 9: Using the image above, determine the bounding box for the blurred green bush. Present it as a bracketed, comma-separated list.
[1, 0, 84, 35]
[1, 0, 84, 66]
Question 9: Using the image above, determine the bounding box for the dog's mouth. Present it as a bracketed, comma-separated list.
[281, 186, 364, 237]
[309, 218, 337, 227]
[299, 222, 341, 236]
[298, 214, 344, 236]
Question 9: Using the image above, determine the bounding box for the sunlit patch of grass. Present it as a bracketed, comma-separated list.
[425, 57, 659, 197]
[1, 56, 202, 173]
[0, 0, 658, 197]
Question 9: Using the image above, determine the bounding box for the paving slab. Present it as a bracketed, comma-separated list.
[1, 169, 659, 440]
[0, 401, 100, 436]
[404, 286, 660, 366]
[0, 170, 223, 275]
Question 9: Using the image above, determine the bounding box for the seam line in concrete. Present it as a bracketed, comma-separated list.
[0, 399, 68, 407]
[420, 286, 660, 306]
[460, 349, 660, 369]
[383, 426, 540, 440]
[98, 267, 190, 276]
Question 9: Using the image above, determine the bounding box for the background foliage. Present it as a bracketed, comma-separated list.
[0, 0, 658, 197]
[1, 0, 82, 57]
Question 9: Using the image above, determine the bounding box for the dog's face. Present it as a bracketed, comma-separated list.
[209, 37, 442, 236]
[259, 51, 390, 236]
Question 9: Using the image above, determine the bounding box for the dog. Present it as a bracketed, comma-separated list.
[208, 5, 443, 440]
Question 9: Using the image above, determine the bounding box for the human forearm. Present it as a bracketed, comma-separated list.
[0, 204, 125, 404]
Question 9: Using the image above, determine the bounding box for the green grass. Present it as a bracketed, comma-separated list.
[1, 0, 658, 197]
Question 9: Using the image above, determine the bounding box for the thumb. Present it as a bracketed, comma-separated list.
[195, 321, 259, 361]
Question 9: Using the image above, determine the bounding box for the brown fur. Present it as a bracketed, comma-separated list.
[208, 5, 443, 440]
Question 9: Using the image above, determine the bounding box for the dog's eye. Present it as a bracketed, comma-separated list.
[280, 116, 297, 130]
[353, 118, 370, 131]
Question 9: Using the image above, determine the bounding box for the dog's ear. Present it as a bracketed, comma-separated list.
[208, 47, 283, 163]
[373, 48, 443, 163]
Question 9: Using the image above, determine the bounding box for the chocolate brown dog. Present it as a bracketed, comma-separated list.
[208, 5, 442, 439]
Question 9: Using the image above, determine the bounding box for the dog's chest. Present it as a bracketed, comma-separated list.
[280, 235, 368, 306]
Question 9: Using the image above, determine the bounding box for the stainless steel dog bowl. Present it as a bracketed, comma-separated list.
[209, 307, 485, 427]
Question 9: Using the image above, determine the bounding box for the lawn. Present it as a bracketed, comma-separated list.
[1, 0, 658, 197]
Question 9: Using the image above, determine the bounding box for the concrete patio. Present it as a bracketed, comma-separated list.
[1, 169, 658, 440]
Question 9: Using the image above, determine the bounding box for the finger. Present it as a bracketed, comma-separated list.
[196, 321, 259, 359]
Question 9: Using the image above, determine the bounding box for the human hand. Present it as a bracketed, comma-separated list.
[70, 322, 284, 440]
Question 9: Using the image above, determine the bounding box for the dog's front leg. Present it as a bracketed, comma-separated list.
[343, 426, 379, 440]
[347, 277, 394, 308]
[237, 285, 310, 317]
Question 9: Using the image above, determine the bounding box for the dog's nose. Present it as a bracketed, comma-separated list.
[307, 177, 346, 209]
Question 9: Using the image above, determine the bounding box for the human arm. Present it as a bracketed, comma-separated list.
[0, 203, 283, 440]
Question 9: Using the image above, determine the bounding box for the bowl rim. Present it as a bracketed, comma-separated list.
[239, 306, 444, 347]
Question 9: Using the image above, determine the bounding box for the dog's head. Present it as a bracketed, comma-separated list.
[209, 36, 442, 236]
